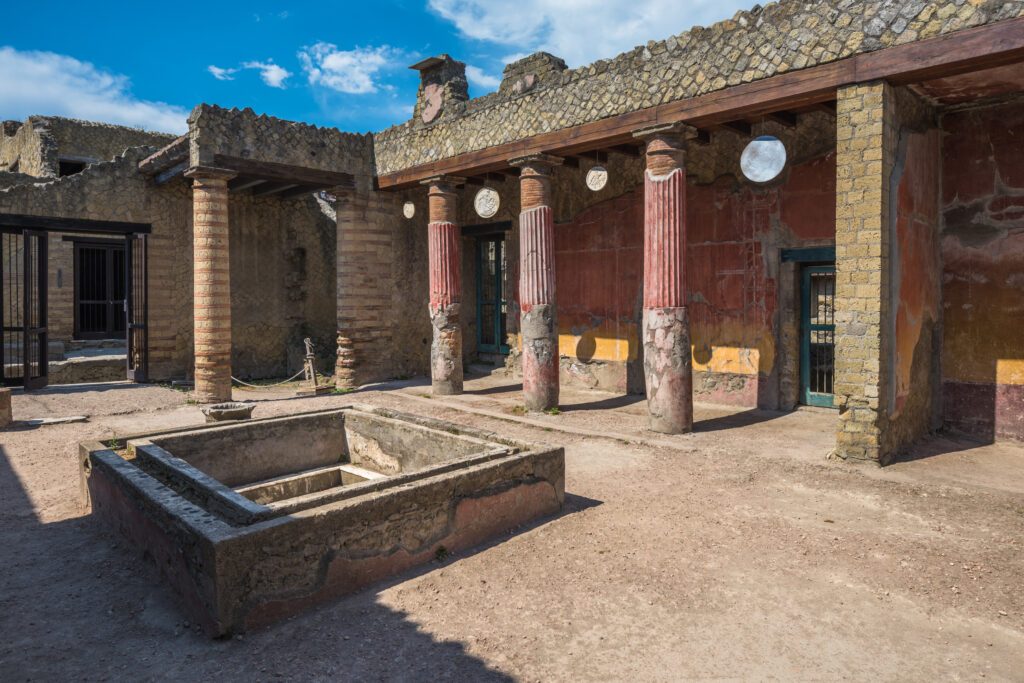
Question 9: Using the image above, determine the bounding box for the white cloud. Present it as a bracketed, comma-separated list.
[208, 65, 237, 81]
[208, 60, 291, 88]
[427, 0, 754, 67]
[0, 46, 188, 133]
[298, 43, 404, 95]
[242, 61, 292, 88]
[465, 64, 500, 91]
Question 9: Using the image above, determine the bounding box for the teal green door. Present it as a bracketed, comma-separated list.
[475, 236, 509, 355]
[800, 264, 836, 407]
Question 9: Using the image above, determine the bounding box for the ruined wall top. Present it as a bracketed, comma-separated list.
[0, 115, 174, 178]
[187, 104, 375, 179]
[373, 0, 1024, 175]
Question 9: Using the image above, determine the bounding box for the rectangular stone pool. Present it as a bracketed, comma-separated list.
[79, 405, 564, 636]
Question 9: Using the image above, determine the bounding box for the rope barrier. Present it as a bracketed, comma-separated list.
[230, 368, 307, 389]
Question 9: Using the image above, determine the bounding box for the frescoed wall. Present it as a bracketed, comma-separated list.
[887, 127, 942, 450]
[549, 152, 837, 406]
[940, 100, 1024, 441]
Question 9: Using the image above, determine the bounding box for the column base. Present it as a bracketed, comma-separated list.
[430, 303, 463, 395]
[521, 304, 559, 411]
[643, 306, 693, 434]
[334, 334, 357, 389]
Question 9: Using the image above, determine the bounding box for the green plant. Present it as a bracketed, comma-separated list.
[435, 546, 449, 561]
[332, 386, 356, 395]
[510, 405, 527, 416]
[544, 407, 560, 416]
[108, 437, 123, 450]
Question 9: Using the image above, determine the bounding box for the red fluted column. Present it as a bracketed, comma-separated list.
[422, 176, 464, 395]
[184, 166, 237, 404]
[634, 124, 696, 433]
[510, 154, 563, 411]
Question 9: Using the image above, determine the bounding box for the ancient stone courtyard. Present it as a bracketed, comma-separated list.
[2, 377, 1022, 680]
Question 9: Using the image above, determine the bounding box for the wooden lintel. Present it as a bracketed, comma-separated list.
[278, 185, 321, 199]
[251, 182, 299, 197]
[765, 110, 799, 127]
[376, 16, 1024, 190]
[213, 154, 354, 190]
[154, 160, 188, 185]
[0, 213, 151, 235]
[228, 177, 267, 192]
[138, 135, 188, 175]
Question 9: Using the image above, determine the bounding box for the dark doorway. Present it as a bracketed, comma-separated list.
[74, 242, 126, 340]
[1, 230, 48, 389]
[475, 236, 509, 355]
[800, 264, 836, 407]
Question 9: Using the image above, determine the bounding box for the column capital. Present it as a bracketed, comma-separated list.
[508, 153, 564, 170]
[183, 166, 237, 182]
[420, 175, 466, 192]
[632, 122, 698, 142]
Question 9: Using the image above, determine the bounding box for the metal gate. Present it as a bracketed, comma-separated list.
[125, 234, 148, 382]
[475, 236, 509, 355]
[1, 230, 48, 389]
[74, 241, 127, 340]
[800, 264, 835, 407]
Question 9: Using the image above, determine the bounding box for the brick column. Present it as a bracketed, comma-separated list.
[833, 82, 896, 463]
[185, 167, 236, 403]
[634, 123, 696, 434]
[510, 154, 563, 412]
[422, 176, 464, 395]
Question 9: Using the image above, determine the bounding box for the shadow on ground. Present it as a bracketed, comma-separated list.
[0, 445, 600, 679]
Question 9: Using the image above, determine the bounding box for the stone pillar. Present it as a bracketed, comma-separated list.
[833, 82, 896, 464]
[185, 167, 236, 404]
[0, 387, 12, 429]
[634, 123, 696, 434]
[422, 176, 464, 395]
[510, 154, 563, 412]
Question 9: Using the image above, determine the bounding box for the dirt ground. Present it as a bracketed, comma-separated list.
[2, 371, 1023, 681]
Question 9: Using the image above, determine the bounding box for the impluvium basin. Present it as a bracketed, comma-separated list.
[80, 405, 564, 636]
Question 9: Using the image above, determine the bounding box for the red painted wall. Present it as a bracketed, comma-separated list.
[941, 101, 1024, 441]
[552, 152, 836, 405]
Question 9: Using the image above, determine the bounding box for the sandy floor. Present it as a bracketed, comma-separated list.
[1, 372, 1023, 681]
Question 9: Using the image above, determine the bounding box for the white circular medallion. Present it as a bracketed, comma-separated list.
[474, 187, 500, 218]
[402, 201, 415, 219]
[740, 135, 787, 183]
[586, 165, 609, 192]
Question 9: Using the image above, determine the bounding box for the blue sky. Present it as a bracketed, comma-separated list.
[0, 0, 753, 135]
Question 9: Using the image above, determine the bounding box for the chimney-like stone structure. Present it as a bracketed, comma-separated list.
[410, 55, 469, 126]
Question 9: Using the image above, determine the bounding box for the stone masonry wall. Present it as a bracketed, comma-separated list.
[834, 82, 893, 463]
[0, 148, 338, 382]
[1, 116, 173, 178]
[374, 0, 1024, 174]
[188, 105, 374, 176]
[832, 81, 942, 464]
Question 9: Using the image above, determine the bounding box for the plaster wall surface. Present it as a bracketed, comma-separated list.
[940, 98, 1024, 441]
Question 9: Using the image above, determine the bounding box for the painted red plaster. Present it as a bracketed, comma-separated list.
[548, 153, 836, 406]
[893, 129, 941, 415]
[941, 101, 1024, 441]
